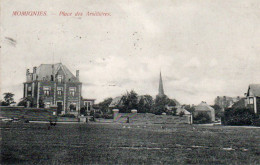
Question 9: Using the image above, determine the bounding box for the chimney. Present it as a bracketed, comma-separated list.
[33, 67, 37, 73]
[76, 70, 79, 80]
[26, 69, 30, 82]
[32, 67, 37, 81]
[26, 69, 30, 75]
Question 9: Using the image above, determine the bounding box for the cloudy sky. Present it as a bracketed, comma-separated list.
[1, 0, 260, 105]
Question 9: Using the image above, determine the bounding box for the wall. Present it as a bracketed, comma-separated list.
[0, 106, 57, 121]
[113, 111, 192, 124]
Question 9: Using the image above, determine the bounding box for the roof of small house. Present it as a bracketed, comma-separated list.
[247, 84, 260, 97]
[36, 63, 78, 82]
[109, 96, 122, 108]
[176, 107, 191, 115]
[109, 95, 151, 108]
[195, 102, 215, 112]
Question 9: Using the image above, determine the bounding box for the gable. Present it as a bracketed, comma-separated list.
[56, 67, 66, 77]
[35, 63, 78, 82]
[247, 84, 260, 97]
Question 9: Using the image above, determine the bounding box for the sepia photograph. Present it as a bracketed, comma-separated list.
[0, 0, 260, 164]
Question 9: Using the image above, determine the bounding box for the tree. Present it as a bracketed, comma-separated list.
[211, 104, 223, 119]
[222, 108, 256, 126]
[152, 95, 170, 115]
[151, 95, 178, 115]
[98, 97, 113, 113]
[17, 97, 29, 107]
[1, 93, 15, 106]
[17, 96, 43, 108]
[120, 90, 138, 113]
[143, 95, 154, 113]
[137, 97, 145, 113]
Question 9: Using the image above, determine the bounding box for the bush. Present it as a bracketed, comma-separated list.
[102, 114, 113, 119]
[222, 108, 256, 126]
[252, 118, 260, 127]
[193, 112, 211, 124]
[61, 114, 76, 118]
[94, 113, 101, 118]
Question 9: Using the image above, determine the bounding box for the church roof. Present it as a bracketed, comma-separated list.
[36, 63, 78, 82]
[158, 71, 165, 97]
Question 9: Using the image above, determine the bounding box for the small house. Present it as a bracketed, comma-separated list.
[194, 101, 215, 122]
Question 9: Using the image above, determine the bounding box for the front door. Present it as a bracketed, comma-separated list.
[57, 102, 63, 115]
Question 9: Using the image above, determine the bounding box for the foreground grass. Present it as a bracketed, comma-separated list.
[1, 122, 260, 164]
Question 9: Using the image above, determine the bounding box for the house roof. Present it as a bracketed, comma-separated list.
[232, 98, 246, 109]
[109, 96, 123, 108]
[36, 63, 78, 82]
[195, 102, 215, 112]
[176, 107, 191, 115]
[247, 84, 260, 97]
[109, 95, 151, 108]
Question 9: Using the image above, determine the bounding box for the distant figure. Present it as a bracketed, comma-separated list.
[126, 117, 130, 123]
[92, 116, 95, 122]
[161, 122, 166, 129]
[48, 120, 57, 130]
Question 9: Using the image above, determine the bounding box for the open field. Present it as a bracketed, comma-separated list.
[1, 122, 260, 164]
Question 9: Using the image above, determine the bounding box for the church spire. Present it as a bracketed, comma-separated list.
[158, 71, 165, 97]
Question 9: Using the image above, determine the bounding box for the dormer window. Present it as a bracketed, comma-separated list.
[57, 75, 63, 83]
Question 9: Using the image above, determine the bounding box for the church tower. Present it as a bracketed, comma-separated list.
[158, 71, 165, 97]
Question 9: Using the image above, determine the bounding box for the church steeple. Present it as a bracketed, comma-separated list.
[158, 71, 165, 97]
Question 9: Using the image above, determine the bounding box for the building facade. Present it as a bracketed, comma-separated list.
[214, 96, 241, 109]
[246, 84, 260, 114]
[23, 63, 82, 115]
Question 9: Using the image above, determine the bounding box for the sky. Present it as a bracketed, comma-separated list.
[1, 0, 260, 105]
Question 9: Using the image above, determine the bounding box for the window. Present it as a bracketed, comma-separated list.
[57, 75, 63, 83]
[249, 97, 254, 104]
[57, 87, 63, 95]
[84, 101, 91, 111]
[69, 87, 76, 96]
[45, 102, 51, 108]
[27, 86, 32, 96]
[43, 86, 51, 96]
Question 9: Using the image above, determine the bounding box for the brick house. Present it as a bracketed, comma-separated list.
[23, 63, 82, 116]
